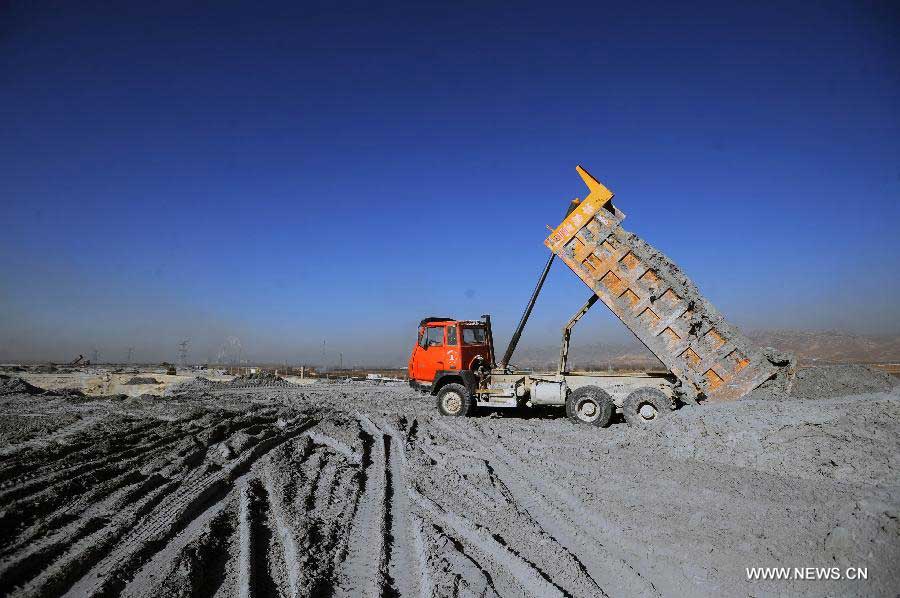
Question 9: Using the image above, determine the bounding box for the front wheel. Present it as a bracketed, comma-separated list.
[436, 383, 475, 417]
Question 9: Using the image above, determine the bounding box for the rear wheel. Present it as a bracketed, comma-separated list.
[622, 387, 671, 427]
[565, 386, 613, 427]
[436, 383, 475, 417]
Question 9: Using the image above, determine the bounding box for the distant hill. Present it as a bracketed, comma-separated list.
[511, 330, 900, 371]
[746, 330, 900, 365]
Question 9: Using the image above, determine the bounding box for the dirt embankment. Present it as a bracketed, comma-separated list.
[0, 367, 897, 597]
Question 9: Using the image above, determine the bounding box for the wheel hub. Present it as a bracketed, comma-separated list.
[577, 400, 597, 420]
[639, 403, 658, 420]
[444, 393, 462, 413]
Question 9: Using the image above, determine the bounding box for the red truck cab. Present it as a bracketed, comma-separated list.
[408, 317, 493, 394]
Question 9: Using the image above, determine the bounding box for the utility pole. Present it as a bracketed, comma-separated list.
[339, 352, 343, 371]
[322, 340, 327, 373]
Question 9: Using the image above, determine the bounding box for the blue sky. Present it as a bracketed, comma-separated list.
[2, 1, 898, 365]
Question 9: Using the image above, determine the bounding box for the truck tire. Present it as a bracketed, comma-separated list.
[566, 386, 613, 427]
[622, 387, 671, 427]
[436, 383, 475, 417]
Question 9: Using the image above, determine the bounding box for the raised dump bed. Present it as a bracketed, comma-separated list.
[545, 166, 785, 402]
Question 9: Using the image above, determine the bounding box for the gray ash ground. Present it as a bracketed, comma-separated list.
[0, 367, 897, 597]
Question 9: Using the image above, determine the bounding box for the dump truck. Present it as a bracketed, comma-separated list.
[408, 166, 794, 426]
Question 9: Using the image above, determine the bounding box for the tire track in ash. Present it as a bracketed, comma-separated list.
[234, 479, 281, 598]
[333, 414, 392, 597]
[0, 411, 284, 568]
[237, 482, 253, 598]
[330, 413, 425, 597]
[436, 419, 660, 598]
[0, 420, 164, 510]
[0, 467, 167, 594]
[0, 412, 108, 458]
[5, 426, 240, 598]
[412, 515, 500, 598]
[235, 424, 363, 598]
[395, 414, 522, 598]
[59, 415, 317, 598]
[0, 417, 164, 488]
[344, 413, 512, 598]
[1, 410, 280, 495]
[241, 453, 317, 598]
[296, 431, 365, 596]
[410, 516, 434, 598]
[1, 426, 189, 549]
[119, 487, 235, 598]
[409, 489, 569, 598]
[119, 420, 313, 598]
[405, 419, 580, 597]
[377, 419, 422, 598]
[259, 473, 301, 598]
[306, 431, 363, 465]
[0, 417, 204, 588]
[4, 472, 181, 597]
[0, 414, 228, 547]
[152, 501, 236, 598]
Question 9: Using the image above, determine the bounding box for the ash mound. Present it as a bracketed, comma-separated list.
[0, 375, 49, 396]
[124, 376, 161, 385]
[166, 373, 296, 394]
[227, 372, 294, 388]
[790, 364, 897, 399]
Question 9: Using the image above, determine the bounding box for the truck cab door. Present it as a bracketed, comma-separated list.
[416, 325, 446, 382]
[409, 327, 424, 380]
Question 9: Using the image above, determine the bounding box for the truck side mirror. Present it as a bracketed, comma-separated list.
[418, 331, 428, 349]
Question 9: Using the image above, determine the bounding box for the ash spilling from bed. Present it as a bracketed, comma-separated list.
[748, 364, 898, 400]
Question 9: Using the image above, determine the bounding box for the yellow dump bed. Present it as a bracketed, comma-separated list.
[545, 167, 783, 402]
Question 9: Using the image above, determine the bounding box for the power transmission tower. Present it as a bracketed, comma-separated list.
[126, 347, 134, 364]
[91, 348, 100, 364]
[177, 339, 190, 366]
[222, 337, 242, 365]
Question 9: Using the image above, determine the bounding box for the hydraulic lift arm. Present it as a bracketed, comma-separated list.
[558, 295, 599, 375]
[499, 199, 584, 371]
[499, 252, 555, 370]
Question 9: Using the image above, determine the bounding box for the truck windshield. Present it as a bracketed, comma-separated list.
[425, 327, 444, 346]
[462, 327, 486, 345]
